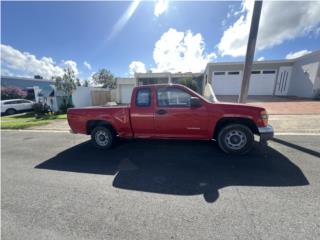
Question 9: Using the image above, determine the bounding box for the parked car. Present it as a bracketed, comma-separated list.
[1, 99, 34, 115]
[67, 84, 274, 154]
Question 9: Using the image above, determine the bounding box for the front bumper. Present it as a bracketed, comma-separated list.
[258, 125, 274, 142]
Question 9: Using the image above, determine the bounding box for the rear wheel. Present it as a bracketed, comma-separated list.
[217, 124, 254, 154]
[91, 126, 114, 149]
[6, 108, 17, 115]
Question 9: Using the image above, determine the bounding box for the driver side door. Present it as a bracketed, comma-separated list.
[154, 86, 209, 139]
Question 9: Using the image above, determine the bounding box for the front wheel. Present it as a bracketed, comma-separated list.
[91, 126, 114, 149]
[6, 108, 17, 115]
[217, 124, 254, 155]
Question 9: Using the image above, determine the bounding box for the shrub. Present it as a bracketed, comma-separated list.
[1, 86, 27, 100]
[32, 102, 52, 118]
[59, 101, 74, 113]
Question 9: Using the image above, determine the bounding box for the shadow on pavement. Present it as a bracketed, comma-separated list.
[35, 139, 309, 203]
[271, 138, 320, 158]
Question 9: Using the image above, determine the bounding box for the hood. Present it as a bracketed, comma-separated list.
[207, 101, 266, 117]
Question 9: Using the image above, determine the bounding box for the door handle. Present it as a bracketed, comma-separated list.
[156, 109, 167, 115]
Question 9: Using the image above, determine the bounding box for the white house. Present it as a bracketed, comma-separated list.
[204, 50, 320, 98]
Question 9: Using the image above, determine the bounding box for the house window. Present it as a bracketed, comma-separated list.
[251, 70, 261, 74]
[228, 71, 240, 75]
[262, 70, 276, 74]
[214, 72, 225, 75]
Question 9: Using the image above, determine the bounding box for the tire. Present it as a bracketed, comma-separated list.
[217, 124, 254, 155]
[91, 126, 114, 149]
[5, 108, 17, 115]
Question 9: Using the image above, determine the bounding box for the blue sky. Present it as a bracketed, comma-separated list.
[1, 0, 320, 81]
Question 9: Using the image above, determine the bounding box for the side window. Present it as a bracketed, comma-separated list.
[5, 101, 17, 105]
[157, 87, 191, 107]
[136, 88, 151, 107]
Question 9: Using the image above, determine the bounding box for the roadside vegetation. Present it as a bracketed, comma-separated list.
[1, 112, 67, 129]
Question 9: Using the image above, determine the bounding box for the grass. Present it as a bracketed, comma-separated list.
[1, 112, 67, 129]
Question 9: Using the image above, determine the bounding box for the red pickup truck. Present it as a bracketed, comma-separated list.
[68, 84, 273, 154]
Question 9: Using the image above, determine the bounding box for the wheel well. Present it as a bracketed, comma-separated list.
[213, 117, 259, 139]
[6, 108, 17, 113]
[86, 120, 117, 136]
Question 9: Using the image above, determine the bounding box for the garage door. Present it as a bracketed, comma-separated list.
[212, 71, 242, 95]
[120, 84, 134, 104]
[212, 70, 276, 95]
[249, 70, 276, 95]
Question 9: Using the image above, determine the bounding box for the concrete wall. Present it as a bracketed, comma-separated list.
[288, 51, 320, 98]
[72, 87, 93, 107]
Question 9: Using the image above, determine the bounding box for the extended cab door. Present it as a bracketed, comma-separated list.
[130, 87, 155, 137]
[154, 86, 209, 139]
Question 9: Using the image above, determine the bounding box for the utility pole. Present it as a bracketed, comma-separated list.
[238, 0, 263, 103]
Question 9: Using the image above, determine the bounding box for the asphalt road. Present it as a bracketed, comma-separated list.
[2, 131, 320, 240]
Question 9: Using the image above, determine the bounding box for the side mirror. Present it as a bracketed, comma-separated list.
[190, 97, 202, 108]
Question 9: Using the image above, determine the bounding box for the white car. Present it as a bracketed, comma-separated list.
[1, 99, 34, 115]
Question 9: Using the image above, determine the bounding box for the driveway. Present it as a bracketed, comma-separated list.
[2, 131, 320, 239]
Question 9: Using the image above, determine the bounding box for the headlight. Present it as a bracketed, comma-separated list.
[260, 110, 268, 125]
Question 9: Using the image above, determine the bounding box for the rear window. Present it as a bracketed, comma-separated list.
[136, 88, 151, 107]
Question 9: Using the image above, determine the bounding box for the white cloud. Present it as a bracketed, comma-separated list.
[1, 44, 64, 78]
[83, 61, 92, 70]
[63, 60, 79, 76]
[218, 1, 320, 57]
[129, 61, 147, 75]
[257, 56, 264, 61]
[1, 68, 14, 76]
[108, 0, 141, 40]
[286, 50, 311, 59]
[151, 28, 216, 73]
[154, 0, 168, 17]
[1, 44, 79, 79]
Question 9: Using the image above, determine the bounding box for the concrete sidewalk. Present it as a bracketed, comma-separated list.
[269, 114, 320, 133]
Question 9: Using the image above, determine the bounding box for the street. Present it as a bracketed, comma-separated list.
[1, 131, 320, 240]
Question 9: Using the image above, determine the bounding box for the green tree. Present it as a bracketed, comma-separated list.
[76, 78, 81, 86]
[92, 69, 116, 89]
[83, 80, 89, 87]
[179, 77, 198, 92]
[34, 75, 43, 79]
[54, 67, 77, 108]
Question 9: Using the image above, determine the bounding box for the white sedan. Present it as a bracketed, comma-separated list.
[1, 99, 34, 115]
